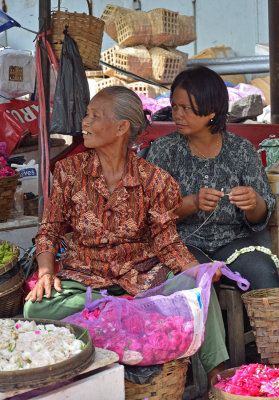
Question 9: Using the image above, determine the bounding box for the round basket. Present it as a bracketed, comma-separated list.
[210, 367, 279, 400]
[0, 240, 20, 276]
[0, 266, 25, 318]
[125, 358, 189, 400]
[0, 172, 19, 222]
[51, 7, 104, 70]
[242, 288, 279, 366]
[0, 318, 95, 392]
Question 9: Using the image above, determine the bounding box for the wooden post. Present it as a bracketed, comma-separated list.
[38, 0, 51, 221]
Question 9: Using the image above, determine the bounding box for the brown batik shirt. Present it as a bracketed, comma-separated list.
[35, 149, 195, 295]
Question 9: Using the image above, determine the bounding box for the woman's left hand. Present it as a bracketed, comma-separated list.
[229, 186, 257, 210]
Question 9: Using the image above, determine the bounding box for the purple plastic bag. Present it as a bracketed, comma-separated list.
[63, 262, 249, 366]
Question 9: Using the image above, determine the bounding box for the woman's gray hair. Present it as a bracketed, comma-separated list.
[97, 86, 148, 145]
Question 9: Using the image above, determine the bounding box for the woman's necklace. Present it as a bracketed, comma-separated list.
[188, 133, 221, 159]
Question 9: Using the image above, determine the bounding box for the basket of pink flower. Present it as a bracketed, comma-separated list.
[210, 364, 279, 399]
[0, 152, 19, 222]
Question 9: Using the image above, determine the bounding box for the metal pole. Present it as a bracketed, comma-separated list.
[38, 0, 51, 221]
[268, 0, 279, 123]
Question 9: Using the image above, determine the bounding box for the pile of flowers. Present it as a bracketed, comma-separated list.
[215, 364, 279, 397]
[69, 299, 195, 366]
[0, 142, 15, 178]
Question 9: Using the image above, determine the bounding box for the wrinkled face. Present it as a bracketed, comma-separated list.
[82, 92, 121, 149]
[171, 86, 213, 136]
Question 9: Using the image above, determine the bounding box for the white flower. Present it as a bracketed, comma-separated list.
[225, 246, 279, 269]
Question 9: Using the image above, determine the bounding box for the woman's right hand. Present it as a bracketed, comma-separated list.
[196, 187, 224, 211]
[25, 273, 62, 303]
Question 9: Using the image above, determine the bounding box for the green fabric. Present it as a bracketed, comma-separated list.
[23, 278, 228, 373]
[23, 281, 125, 320]
[198, 286, 229, 373]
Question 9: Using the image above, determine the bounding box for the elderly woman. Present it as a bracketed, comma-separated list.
[24, 86, 228, 384]
[147, 66, 279, 291]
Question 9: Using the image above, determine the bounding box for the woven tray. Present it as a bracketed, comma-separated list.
[0, 267, 24, 318]
[0, 171, 19, 222]
[125, 358, 189, 400]
[242, 288, 279, 366]
[0, 240, 20, 276]
[210, 367, 279, 400]
[0, 318, 95, 392]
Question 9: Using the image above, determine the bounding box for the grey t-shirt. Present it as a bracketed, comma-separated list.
[146, 130, 275, 252]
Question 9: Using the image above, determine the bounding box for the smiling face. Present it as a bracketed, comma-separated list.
[82, 92, 125, 149]
[171, 86, 214, 137]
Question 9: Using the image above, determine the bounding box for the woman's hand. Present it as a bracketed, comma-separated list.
[25, 273, 62, 303]
[196, 187, 224, 211]
[229, 186, 267, 224]
[229, 186, 257, 210]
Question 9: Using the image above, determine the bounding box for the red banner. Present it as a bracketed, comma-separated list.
[0, 100, 39, 155]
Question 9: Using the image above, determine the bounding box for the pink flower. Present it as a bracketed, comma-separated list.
[215, 364, 279, 397]
[168, 330, 184, 350]
[122, 313, 145, 334]
[15, 324, 22, 329]
[35, 331, 40, 334]
[142, 343, 154, 364]
[149, 332, 169, 350]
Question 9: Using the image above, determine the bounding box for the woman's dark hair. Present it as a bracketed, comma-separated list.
[170, 65, 228, 134]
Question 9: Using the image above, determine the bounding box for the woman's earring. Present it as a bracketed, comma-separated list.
[210, 118, 214, 123]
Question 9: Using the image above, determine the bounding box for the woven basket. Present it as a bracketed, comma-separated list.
[0, 240, 20, 276]
[51, 2, 104, 70]
[101, 45, 152, 82]
[148, 8, 179, 46]
[116, 11, 152, 47]
[149, 47, 188, 84]
[242, 288, 279, 366]
[209, 367, 279, 400]
[125, 358, 188, 400]
[101, 4, 133, 42]
[96, 77, 127, 93]
[23, 196, 38, 216]
[128, 81, 169, 99]
[165, 14, 196, 47]
[0, 266, 24, 318]
[0, 171, 19, 222]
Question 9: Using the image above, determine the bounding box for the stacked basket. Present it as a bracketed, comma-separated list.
[242, 288, 279, 367]
[0, 240, 24, 317]
[125, 359, 188, 400]
[99, 5, 196, 97]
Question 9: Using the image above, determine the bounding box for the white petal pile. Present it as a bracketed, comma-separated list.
[0, 319, 84, 371]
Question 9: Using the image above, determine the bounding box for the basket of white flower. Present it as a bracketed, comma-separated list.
[242, 288, 279, 367]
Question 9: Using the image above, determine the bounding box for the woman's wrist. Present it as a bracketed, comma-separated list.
[38, 270, 55, 279]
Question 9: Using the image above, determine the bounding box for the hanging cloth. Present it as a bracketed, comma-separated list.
[49, 31, 90, 135]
